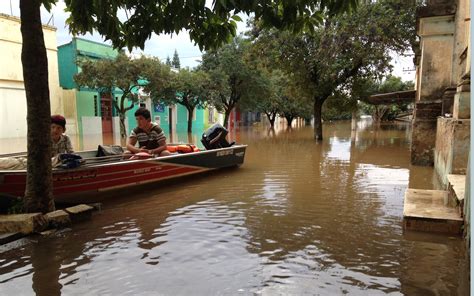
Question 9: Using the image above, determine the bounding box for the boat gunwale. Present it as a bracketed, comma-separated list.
[0, 144, 248, 174]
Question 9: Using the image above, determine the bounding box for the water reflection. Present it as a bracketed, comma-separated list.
[0, 119, 468, 295]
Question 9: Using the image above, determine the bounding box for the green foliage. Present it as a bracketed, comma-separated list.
[322, 91, 354, 121]
[74, 53, 171, 137]
[147, 68, 210, 132]
[172, 49, 181, 69]
[248, 0, 417, 138]
[357, 75, 414, 121]
[165, 56, 172, 66]
[239, 70, 281, 126]
[61, 0, 358, 51]
[8, 198, 24, 214]
[200, 37, 268, 127]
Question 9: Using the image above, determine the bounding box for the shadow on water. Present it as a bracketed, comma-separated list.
[0, 119, 469, 295]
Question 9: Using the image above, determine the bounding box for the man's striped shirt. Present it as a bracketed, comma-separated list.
[130, 123, 166, 149]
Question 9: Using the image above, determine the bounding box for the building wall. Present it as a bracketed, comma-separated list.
[150, 102, 170, 135]
[0, 14, 62, 140]
[58, 38, 122, 141]
[75, 38, 118, 59]
[433, 118, 469, 191]
[175, 105, 205, 132]
[76, 90, 100, 136]
[57, 42, 77, 89]
[417, 15, 455, 102]
[452, 0, 469, 82]
[61, 89, 78, 136]
[127, 103, 205, 137]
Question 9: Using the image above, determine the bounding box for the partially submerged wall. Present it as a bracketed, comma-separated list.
[434, 117, 470, 186]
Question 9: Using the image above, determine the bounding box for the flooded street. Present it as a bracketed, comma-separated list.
[0, 120, 469, 295]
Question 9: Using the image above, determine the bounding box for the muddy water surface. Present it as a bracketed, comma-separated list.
[0, 120, 469, 295]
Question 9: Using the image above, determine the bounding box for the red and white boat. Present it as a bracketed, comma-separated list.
[0, 144, 247, 202]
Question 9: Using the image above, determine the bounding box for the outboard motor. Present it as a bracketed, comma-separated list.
[201, 123, 235, 150]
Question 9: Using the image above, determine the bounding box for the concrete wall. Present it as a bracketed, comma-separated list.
[75, 38, 118, 59]
[61, 89, 78, 136]
[417, 15, 455, 102]
[0, 14, 62, 140]
[57, 41, 77, 89]
[76, 90, 100, 136]
[434, 118, 470, 186]
[175, 105, 205, 133]
[451, 0, 468, 81]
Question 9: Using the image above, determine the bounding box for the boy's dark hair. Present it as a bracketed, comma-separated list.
[134, 107, 151, 120]
[51, 114, 66, 129]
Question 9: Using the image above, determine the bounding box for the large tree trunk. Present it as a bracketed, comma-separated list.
[351, 110, 357, 131]
[187, 107, 194, 133]
[286, 116, 294, 128]
[119, 112, 127, 144]
[266, 112, 276, 128]
[116, 95, 133, 141]
[20, 0, 55, 213]
[313, 99, 324, 141]
[223, 108, 231, 129]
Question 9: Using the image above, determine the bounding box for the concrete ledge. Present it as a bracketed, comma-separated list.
[45, 210, 71, 228]
[447, 174, 465, 202]
[0, 213, 48, 234]
[447, 174, 466, 217]
[0, 232, 24, 244]
[64, 204, 94, 223]
[403, 217, 463, 235]
[403, 189, 463, 235]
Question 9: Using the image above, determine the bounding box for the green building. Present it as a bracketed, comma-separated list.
[57, 38, 206, 149]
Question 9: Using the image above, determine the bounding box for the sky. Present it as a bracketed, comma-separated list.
[0, 0, 415, 81]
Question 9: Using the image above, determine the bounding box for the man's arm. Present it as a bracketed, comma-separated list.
[126, 137, 141, 154]
[150, 139, 167, 155]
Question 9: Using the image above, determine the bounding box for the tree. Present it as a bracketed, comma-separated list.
[278, 84, 313, 128]
[165, 56, 171, 66]
[200, 37, 267, 128]
[251, 0, 416, 140]
[356, 75, 415, 121]
[147, 69, 209, 132]
[20, 0, 55, 213]
[241, 72, 278, 128]
[20, 0, 356, 212]
[75, 54, 170, 140]
[172, 50, 181, 69]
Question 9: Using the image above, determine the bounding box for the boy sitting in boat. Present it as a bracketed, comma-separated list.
[126, 107, 171, 157]
[51, 115, 74, 157]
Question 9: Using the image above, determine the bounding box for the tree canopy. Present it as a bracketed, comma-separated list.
[61, 0, 359, 51]
[172, 49, 181, 69]
[74, 53, 171, 139]
[200, 37, 269, 127]
[147, 68, 210, 132]
[249, 0, 417, 139]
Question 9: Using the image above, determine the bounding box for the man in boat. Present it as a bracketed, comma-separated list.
[126, 107, 171, 157]
[51, 114, 74, 157]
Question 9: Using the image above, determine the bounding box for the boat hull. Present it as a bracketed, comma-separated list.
[0, 145, 246, 201]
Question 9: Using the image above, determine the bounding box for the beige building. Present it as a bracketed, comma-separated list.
[405, 0, 471, 238]
[412, 0, 470, 172]
[0, 14, 63, 143]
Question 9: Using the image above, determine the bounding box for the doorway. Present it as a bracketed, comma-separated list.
[100, 94, 113, 144]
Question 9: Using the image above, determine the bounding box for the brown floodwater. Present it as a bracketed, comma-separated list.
[0, 119, 469, 295]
